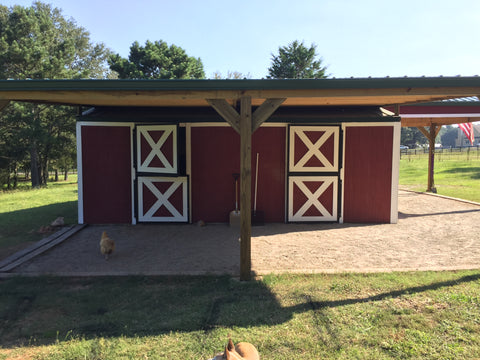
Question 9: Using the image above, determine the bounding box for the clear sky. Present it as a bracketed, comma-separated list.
[2, 0, 480, 79]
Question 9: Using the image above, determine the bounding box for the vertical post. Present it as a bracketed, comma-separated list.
[239, 96, 252, 281]
[427, 124, 437, 192]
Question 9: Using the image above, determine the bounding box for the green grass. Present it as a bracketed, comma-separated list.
[1, 271, 480, 359]
[0, 176, 78, 251]
[399, 150, 480, 202]
[0, 156, 479, 358]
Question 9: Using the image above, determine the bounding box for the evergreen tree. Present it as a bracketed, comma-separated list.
[268, 40, 327, 79]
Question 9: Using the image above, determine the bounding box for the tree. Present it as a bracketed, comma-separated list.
[0, 2, 111, 79]
[109, 40, 205, 79]
[400, 127, 428, 148]
[440, 125, 458, 148]
[0, 2, 112, 187]
[267, 40, 328, 79]
[211, 70, 252, 79]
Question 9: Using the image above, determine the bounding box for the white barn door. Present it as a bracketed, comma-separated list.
[288, 126, 340, 222]
[136, 125, 188, 222]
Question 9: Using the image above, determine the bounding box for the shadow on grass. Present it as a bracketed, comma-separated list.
[0, 201, 77, 248]
[438, 166, 480, 179]
[303, 273, 480, 310]
[1, 272, 479, 347]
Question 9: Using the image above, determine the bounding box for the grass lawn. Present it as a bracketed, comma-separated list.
[0, 176, 78, 259]
[1, 271, 480, 359]
[399, 150, 480, 202]
[0, 156, 479, 359]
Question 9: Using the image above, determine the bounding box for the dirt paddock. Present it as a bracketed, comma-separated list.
[4, 190, 480, 276]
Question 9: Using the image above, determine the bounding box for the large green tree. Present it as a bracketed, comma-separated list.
[267, 40, 328, 79]
[440, 125, 458, 148]
[400, 127, 429, 148]
[0, 2, 112, 188]
[109, 40, 205, 79]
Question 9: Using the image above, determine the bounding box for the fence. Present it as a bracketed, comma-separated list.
[400, 145, 480, 161]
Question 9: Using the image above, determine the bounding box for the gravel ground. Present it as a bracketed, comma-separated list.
[6, 190, 480, 276]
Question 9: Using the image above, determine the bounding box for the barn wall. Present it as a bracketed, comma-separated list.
[343, 125, 394, 223]
[78, 123, 133, 224]
[190, 125, 286, 222]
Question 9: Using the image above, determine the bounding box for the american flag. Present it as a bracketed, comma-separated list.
[459, 123, 475, 145]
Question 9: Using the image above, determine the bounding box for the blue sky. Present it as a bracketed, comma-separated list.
[2, 0, 480, 79]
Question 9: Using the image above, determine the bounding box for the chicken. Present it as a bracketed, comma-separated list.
[100, 231, 115, 260]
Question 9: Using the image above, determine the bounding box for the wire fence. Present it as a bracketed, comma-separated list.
[400, 146, 480, 161]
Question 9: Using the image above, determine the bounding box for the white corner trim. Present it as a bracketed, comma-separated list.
[390, 122, 401, 224]
[76, 122, 84, 224]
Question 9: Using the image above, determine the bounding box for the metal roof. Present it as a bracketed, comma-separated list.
[1, 76, 480, 108]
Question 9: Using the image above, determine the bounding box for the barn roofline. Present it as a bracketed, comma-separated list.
[1, 76, 480, 109]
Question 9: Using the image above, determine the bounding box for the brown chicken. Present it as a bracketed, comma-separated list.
[100, 231, 115, 260]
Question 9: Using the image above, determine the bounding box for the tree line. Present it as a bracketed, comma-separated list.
[0, 2, 327, 189]
[401, 126, 464, 149]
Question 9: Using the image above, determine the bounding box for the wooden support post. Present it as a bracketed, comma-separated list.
[393, 104, 400, 116]
[207, 96, 283, 281]
[239, 95, 252, 281]
[417, 125, 438, 192]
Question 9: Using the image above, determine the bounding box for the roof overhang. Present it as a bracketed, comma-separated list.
[400, 114, 480, 127]
[1, 77, 480, 108]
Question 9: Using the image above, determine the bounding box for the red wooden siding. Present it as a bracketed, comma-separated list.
[343, 126, 393, 223]
[191, 126, 286, 223]
[252, 127, 286, 222]
[81, 126, 132, 223]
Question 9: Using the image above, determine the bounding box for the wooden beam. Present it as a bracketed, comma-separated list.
[394, 104, 400, 116]
[427, 124, 437, 192]
[2, 85, 480, 108]
[206, 99, 240, 133]
[417, 126, 430, 139]
[417, 126, 438, 192]
[402, 116, 480, 127]
[252, 98, 286, 131]
[239, 95, 252, 281]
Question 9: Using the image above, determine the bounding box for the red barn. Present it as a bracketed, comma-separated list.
[3, 77, 480, 280]
[77, 105, 400, 225]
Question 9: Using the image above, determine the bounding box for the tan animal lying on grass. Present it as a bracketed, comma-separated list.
[209, 339, 260, 360]
[100, 231, 115, 260]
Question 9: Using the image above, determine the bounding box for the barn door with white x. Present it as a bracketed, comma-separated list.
[136, 125, 188, 222]
[288, 126, 341, 222]
[137, 125, 177, 173]
[288, 176, 338, 221]
[138, 176, 188, 222]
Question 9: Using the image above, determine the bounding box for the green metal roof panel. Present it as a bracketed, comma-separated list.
[1, 76, 480, 91]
